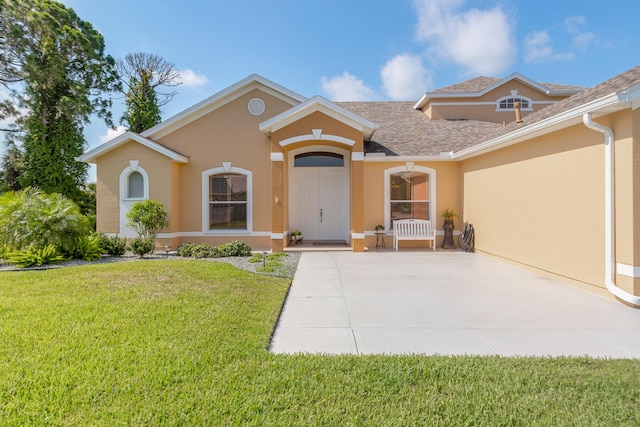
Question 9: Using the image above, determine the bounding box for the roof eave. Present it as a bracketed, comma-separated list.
[451, 92, 630, 161]
[260, 96, 378, 140]
[77, 131, 189, 164]
[141, 74, 307, 140]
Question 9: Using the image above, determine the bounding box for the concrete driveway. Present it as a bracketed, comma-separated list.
[269, 251, 640, 358]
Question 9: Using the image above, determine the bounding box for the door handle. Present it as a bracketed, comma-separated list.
[320, 208, 323, 223]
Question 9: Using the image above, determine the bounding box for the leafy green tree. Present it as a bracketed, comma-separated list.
[126, 199, 169, 239]
[0, 141, 23, 192]
[0, 0, 119, 201]
[117, 52, 181, 133]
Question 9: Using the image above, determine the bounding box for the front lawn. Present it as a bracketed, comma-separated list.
[0, 261, 638, 425]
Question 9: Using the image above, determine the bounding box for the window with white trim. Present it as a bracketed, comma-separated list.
[390, 171, 430, 223]
[496, 95, 532, 111]
[207, 173, 248, 230]
[127, 171, 144, 198]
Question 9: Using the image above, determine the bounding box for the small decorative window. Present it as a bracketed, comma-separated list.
[294, 152, 344, 167]
[127, 171, 144, 198]
[208, 173, 248, 229]
[496, 95, 532, 111]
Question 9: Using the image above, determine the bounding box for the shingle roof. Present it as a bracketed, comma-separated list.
[338, 65, 640, 157]
[475, 64, 640, 147]
[337, 101, 501, 156]
[432, 76, 500, 93]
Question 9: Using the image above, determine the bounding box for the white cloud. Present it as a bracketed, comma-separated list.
[564, 16, 595, 50]
[179, 69, 209, 88]
[99, 126, 126, 144]
[524, 29, 575, 63]
[413, 0, 516, 75]
[320, 72, 377, 102]
[523, 30, 553, 63]
[381, 54, 432, 100]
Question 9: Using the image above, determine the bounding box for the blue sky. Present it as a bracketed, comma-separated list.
[5, 0, 640, 179]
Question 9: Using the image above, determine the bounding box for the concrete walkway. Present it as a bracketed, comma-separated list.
[269, 251, 640, 358]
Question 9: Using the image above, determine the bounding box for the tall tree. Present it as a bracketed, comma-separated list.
[117, 52, 181, 133]
[0, 0, 119, 200]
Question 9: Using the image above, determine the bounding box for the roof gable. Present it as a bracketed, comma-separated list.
[77, 131, 189, 164]
[142, 74, 307, 140]
[259, 95, 378, 140]
[414, 72, 583, 109]
[453, 65, 640, 159]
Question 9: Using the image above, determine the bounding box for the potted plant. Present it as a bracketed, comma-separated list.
[375, 224, 385, 232]
[290, 230, 303, 244]
[441, 209, 457, 249]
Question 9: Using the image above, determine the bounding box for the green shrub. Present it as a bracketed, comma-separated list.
[192, 243, 220, 259]
[4, 244, 65, 267]
[0, 188, 90, 255]
[96, 232, 127, 256]
[68, 236, 102, 261]
[218, 240, 252, 257]
[126, 200, 169, 239]
[129, 236, 155, 258]
[177, 243, 196, 258]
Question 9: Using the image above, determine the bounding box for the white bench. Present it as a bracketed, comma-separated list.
[393, 219, 436, 251]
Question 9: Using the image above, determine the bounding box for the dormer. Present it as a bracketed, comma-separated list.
[414, 73, 583, 124]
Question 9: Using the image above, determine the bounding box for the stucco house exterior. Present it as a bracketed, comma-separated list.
[79, 65, 640, 306]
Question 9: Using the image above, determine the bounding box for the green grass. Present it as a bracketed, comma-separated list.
[1, 261, 639, 426]
[249, 251, 291, 275]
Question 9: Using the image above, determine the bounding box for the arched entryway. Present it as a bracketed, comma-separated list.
[288, 146, 351, 243]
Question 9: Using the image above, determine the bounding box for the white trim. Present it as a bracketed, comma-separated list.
[143, 74, 305, 140]
[279, 133, 355, 148]
[495, 94, 534, 112]
[270, 152, 284, 162]
[383, 165, 436, 231]
[78, 131, 189, 164]
[428, 100, 554, 107]
[157, 231, 271, 238]
[452, 92, 631, 160]
[118, 164, 150, 237]
[351, 232, 365, 239]
[351, 152, 365, 161]
[365, 155, 454, 162]
[247, 97, 265, 115]
[616, 263, 640, 278]
[201, 165, 253, 233]
[271, 233, 284, 239]
[288, 145, 351, 242]
[414, 72, 582, 109]
[260, 95, 377, 140]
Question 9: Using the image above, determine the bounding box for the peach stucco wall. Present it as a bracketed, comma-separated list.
[460, 110, 640, 297]
[362, 160, 461, 249]
[96, 141, 176, 235]
[427, 80, 570, 123]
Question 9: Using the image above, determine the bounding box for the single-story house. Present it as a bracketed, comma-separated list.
[79, 65, 640, 307]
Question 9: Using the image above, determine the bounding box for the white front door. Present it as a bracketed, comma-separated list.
[289, 149, 350, 242]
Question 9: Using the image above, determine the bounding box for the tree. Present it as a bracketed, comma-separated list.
[0, 0, 119, 201]
[126, 199, 169, 239]
[0, 141, 22, 192]
[117, 52, 181, 133]
[126, 199, 169, 257]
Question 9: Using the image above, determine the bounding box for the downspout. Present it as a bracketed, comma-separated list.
[583, 112, 640, 306]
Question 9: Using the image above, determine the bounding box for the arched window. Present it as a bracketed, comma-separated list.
[294, 151, 344, 167]
[127, 171, 144, 198]
[202, 166, 252, 232]
[384, 165, 436, 230]
[496, 95, 532, 111]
